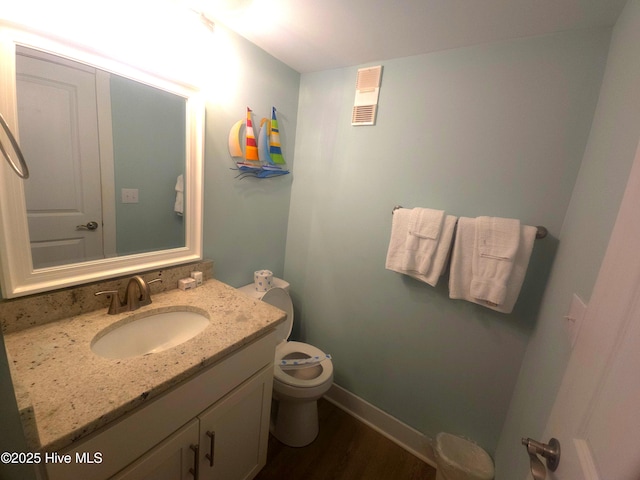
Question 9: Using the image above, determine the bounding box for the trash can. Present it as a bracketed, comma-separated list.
[434, 432, 495, 480]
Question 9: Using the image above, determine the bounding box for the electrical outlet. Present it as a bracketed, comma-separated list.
[121, 188, 139, 204]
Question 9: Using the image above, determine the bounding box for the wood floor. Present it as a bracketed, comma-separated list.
[254, 398, 437, 480]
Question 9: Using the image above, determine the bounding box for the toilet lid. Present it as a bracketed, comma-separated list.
[262, 287, 293, 344]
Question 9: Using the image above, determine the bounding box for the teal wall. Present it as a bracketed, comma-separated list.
[495, 1, 640, 477]
[283, 29, 611, 453]
[202, 24, 300, 287]
[111, 75, 186, 255]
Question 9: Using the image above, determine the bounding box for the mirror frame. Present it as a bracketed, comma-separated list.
[0, 24, 204, 298]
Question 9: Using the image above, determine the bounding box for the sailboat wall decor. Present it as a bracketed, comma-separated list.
[228, 107, 289, 178]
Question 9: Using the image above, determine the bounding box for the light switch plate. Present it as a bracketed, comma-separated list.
[565, 293, 587, 348]
[121, 188, 139, 204]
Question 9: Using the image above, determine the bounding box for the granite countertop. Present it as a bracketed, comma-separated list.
[3, 279, 285, 452]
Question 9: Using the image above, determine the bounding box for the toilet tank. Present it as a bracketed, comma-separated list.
[271, 277, 290, 292]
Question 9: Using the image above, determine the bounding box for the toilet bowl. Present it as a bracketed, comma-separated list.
[239, 278, 333, 447]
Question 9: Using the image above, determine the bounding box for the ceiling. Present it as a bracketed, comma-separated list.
[198, 0, 628, 73]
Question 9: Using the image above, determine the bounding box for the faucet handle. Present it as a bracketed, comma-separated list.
[94, 290, 123, 315]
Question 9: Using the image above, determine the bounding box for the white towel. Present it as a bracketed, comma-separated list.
[448, 217, 475, 300]
[470, 216, 520, 305]
[386, 208, 412, 273]
[402, 208, 445, 274]
[408, 208, 445, 239]
[174, 174, 184, 215]
[412, 215, 457, 286]
[386, 208, 456, 287]
[449, 217, 536, 313]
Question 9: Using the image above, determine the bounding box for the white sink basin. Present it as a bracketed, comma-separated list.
[91, 309, 210, 359]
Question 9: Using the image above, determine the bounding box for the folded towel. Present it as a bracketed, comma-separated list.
[174, 174, 184, 215]
[470, 217, 520, 305]
[449, 217, 536, 313]
[403, 208, 445, 274]
[476, 216, 520, 260]
[408, 208, 445, 239]
[386, 208, 456, 287]
[448, 217, 475, 300]
[501, 224, 537, 311]
[411, 215, 457, 286]
[386, 208, 412, 273]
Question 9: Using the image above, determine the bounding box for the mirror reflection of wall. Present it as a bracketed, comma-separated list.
[110, 75, 185, 257]
[16, 47, 186, 270]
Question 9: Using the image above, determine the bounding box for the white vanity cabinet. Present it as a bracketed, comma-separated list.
[112, 420, 200, 480]
[196, 367, 272, 480]
[45, 331, 276, 480]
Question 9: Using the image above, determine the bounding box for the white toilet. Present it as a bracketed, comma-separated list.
[239, 278, 334, 447]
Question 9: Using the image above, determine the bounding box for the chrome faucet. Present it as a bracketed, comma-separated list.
[95, 276, 162, 314]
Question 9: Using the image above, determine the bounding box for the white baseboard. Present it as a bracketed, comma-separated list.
[323, 383, 437, 468]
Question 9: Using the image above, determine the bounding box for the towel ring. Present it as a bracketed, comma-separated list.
[0, 113, 29, 179]
[391, 205, 547, 239]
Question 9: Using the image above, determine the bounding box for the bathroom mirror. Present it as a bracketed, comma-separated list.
[0, 26, 204, 298]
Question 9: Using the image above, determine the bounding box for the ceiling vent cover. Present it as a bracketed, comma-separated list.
[352, 65, 382, 126]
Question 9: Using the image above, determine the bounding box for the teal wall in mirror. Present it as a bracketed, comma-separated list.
[111, 75, 186, 256]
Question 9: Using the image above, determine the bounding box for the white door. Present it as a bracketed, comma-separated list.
[539, 138, 640, 479]
[16, 51, 104, 269]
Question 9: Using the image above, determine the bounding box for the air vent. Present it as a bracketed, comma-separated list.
[351, 65, 383, 126]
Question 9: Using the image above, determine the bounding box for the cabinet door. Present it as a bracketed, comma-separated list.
[198, 367, 273, 480]
[112, 419, 199, 480]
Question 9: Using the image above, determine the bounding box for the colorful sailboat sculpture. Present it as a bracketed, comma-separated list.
[228, 107, 289, 178]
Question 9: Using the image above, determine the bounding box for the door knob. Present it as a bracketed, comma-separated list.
[522, 437, 560, 480]
[76, 221, 99, 230]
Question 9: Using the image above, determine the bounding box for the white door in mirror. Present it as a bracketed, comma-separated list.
[17, 53, 105, 268]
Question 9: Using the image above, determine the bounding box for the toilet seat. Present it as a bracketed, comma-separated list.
[274, 341, 333, 388]
[238, 280, 333, 388]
